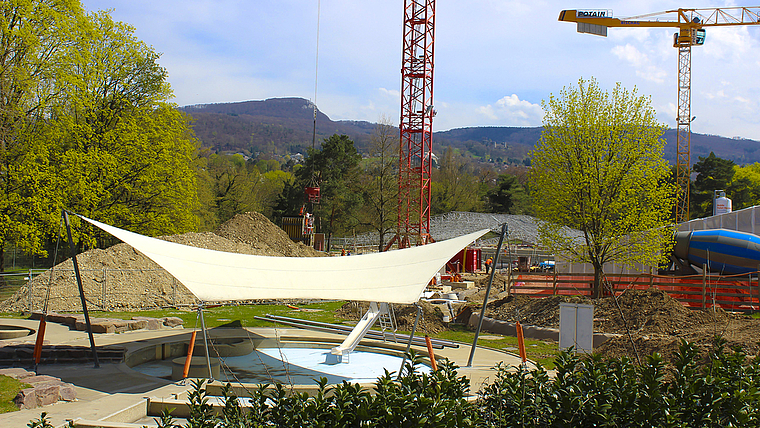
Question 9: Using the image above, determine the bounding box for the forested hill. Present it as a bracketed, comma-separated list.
[181, 98, 760, 165]
[180, 98, 376, 156]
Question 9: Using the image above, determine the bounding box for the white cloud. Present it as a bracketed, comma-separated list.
[476, 95, 544, 127]
[612, 44, 667, 83]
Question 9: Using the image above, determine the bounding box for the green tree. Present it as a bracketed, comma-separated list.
[295, 134, 362, 250]
[486, 174, 530, 214]
[690, 152, 736, 218]
[431, 147, 483, 214]
[358, 116, 398, 251]
[730, 163, 760, 210]
[0, 0, 83, 270]
[530, 78, 675, 298]
[46, 10, 199, 245]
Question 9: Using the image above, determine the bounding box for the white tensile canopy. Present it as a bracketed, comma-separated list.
[78, 215, 488, 304]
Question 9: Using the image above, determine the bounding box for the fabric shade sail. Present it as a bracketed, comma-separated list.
[78, 215, 488, 304]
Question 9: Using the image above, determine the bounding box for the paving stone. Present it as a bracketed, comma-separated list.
[0, 367, 34, 379]
[23, 375, 59, 385]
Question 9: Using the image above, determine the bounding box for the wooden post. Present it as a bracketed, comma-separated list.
[702, 264, 707, 309]
[552, 269, 558, 295]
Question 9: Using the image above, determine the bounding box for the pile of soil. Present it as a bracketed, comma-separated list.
[0, 213, 322, 312]
[336, 301, 447, 335]
[484, 287, 760, 362]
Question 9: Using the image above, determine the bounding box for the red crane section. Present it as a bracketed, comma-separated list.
[397, 0, 435, 248]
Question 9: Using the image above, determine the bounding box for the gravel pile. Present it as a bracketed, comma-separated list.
[0, 213, 323, 312]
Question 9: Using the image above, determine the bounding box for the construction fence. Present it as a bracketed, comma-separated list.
[1, 269, 198, 313]
[504, 271, 760, 312]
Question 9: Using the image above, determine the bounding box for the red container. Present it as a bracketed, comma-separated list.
[448, 248, 481, 273]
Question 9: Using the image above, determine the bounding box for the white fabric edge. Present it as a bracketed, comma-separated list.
[77, 214, 488, 304]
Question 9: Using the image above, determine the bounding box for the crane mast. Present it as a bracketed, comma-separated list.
[560, 7, 760, 223]
[397, 0, 435, 248]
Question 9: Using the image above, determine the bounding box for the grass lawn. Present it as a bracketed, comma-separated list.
[0, 375, 28, 414]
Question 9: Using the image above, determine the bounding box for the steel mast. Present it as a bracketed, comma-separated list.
[396, 0, 435, 248]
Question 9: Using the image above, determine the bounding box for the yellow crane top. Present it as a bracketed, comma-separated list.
[560, 7, 760, 45]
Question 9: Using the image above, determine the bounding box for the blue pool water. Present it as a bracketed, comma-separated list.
[133, 347, 430, 385]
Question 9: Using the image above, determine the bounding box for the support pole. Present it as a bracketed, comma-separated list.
[397, 303, 422, 379]
[182, 330, 198, 379]
[198, 304, 213, 380]
[468, 223, 507, 367]
[33, 315, 47, 371]
[63, 210, 100, 368]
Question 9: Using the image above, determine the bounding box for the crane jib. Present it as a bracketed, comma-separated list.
[577, 10, 612, 18]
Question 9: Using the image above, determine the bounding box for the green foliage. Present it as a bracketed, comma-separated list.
[531, 78, 675, 297]
[28, 341, 760, 427]
[1, 2, 202, 258]
[691, 152, 737, 218]
[294, 134, 363, 246]
[0, 0, 84, 269]
[197, 152, 292, 227]
[478, 342, 760, 427]
[486, 174, 531, 214]
[26, 412, 75, 428]
[150, 352, 478, 428]
[431, 147, 484, 214]
[690, 154, 760, 219]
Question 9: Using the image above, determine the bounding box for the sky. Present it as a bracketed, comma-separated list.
[80, 0, 760, 141]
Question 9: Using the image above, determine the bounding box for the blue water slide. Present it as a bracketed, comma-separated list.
[673, 229, 760, 274]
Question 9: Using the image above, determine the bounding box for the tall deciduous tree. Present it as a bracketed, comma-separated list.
[531, 78, 675, 298]
[0, 0, 83, 270]
[359, 116, 397, 251]
[44, 9, 200, 245]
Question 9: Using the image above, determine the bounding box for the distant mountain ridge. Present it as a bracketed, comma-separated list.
[181, 98, 760, 165]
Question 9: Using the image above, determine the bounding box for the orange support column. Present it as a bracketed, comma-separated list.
[182, 331, 198, 379]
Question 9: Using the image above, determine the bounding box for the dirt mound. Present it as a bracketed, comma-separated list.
[483, 287, 760, 362]
[215, 212, 324, 257]
[336, 301, 447, 335]
[0, 212, 323, 312]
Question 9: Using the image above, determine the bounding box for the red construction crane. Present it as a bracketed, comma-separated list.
[559, 7, 760, 223]
[392, 0, 436, 249]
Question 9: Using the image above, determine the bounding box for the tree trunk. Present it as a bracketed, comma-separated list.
[592, 262, 603, 299]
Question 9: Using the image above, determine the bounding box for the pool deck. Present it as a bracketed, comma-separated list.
[0, 317, 532, 427]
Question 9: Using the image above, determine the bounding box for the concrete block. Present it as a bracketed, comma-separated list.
[162, 317, 184, 328]
[90, 321, 116, 334]
[132, 317, 161, 330]
[128, 320, 148, 330]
